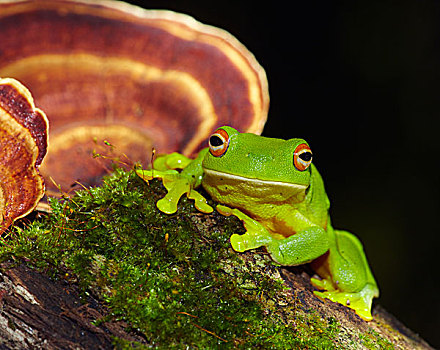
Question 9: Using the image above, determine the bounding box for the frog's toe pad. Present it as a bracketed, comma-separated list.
[313, 289, 374, 321]
[230, 233, 254, 252]
[230, 233, 272, 252]
[157, 196, 178, 214]
[230, 234, 244, 252]
[310, 277, 335, 291]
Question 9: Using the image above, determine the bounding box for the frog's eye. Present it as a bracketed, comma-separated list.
[209, 128, 230, 157]
[293, 143, 313, 171]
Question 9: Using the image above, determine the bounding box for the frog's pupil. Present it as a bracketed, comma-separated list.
[210, 135, 223, 147]
[299, 152, 312, 162]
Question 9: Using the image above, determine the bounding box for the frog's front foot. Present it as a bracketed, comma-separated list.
[311, 278, 377, 321]
[136, 169, 213, 214]
[216, 205, 274, 252]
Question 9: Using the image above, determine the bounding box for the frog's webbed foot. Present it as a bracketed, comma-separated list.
[216, 205, 274, 251]
[136, 168, 213, 214]
[311, 278, 377, 321]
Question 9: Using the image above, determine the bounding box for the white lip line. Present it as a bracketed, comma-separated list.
[203, 168, 308, 190]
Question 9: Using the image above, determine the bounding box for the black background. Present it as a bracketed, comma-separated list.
[127, 0, 440, 347]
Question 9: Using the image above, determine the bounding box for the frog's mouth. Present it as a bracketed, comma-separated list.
[203, 169, 308, 192]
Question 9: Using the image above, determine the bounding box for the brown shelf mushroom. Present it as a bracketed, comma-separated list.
[0, 78, 49, 233]
[0, 0, 269, 195]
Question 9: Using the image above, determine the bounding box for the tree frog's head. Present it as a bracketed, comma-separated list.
[203, 126, 313, 188]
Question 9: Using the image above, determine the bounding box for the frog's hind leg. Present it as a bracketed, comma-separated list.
[311, 228, 379, 321]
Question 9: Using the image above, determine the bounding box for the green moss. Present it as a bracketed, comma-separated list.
[0, 168, 362, 348]
[360, 329, 394, 350]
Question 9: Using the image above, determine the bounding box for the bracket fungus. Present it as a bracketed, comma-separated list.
[0, 78, 49, 233]
[0, 0, 269, 195]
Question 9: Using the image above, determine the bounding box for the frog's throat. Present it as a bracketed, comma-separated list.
[203, 169, 308, 191]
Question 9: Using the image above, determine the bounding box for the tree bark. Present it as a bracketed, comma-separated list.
[0, 263, 145, 349]
[0, 260, 433, 349]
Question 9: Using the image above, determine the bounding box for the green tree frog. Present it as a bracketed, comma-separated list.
[136, 126, 379, 320]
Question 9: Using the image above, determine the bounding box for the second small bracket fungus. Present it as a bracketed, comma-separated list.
[0, 78, 49, 233]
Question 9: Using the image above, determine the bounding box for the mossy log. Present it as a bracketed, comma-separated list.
[0, 170, 434, 349]
[0, 264, 433, 349]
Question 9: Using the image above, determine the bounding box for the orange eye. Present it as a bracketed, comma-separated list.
[294, 143, 313, 171]
[209, 128, 230, 157]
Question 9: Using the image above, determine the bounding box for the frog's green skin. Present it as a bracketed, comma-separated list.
[137, 126, 379, 321]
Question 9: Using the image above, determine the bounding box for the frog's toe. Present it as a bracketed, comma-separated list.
[216, 204, 233, 216]
[188, 190, 213, 213]
[230, 233, 262, 252]
[310, 277, 335, 291]
[230, 234, 247, 252]
[230, 233, 273, 252]
[157, 196, 179, 214]
[136, 169, 154, 181]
